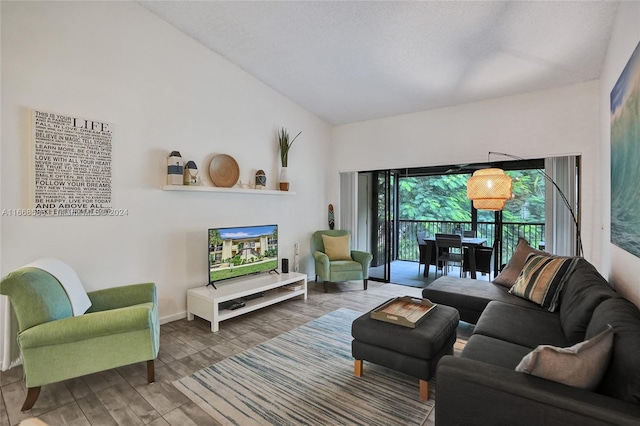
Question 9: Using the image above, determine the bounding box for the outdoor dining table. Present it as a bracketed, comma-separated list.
[423, 237, 488, 279]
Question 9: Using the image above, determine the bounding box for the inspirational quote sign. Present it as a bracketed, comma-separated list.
[33, 110, 113, 216]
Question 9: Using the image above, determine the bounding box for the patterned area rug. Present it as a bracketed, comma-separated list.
[174, 308, 434, 426]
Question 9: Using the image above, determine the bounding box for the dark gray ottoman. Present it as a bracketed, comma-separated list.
[351, 302, 459, 401]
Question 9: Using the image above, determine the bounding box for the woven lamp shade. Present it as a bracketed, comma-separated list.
[467, 168, 513, 211]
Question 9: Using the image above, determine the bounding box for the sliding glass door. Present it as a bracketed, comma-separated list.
[369, 170, 396, 283]
[350, 156, 579, 286]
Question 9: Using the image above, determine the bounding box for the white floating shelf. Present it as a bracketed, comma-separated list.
[162, 185, 295, 195]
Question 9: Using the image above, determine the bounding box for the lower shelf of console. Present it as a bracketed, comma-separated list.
[186, 272, 307, 332]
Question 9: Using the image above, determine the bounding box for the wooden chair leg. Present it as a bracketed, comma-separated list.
[363, 279, 368, 290]
[419, 380, 429, 402]
[354, 359, 363, 377]
[323, 281, 328, 293]
[21, 386, 41, 411]
[147, 359, 155, 383]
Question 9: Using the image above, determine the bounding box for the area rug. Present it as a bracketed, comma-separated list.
[174, 308, 434, 426]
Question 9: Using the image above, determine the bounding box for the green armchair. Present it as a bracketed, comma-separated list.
[312, 230, 373, 292]
[0, 264, 159, 411]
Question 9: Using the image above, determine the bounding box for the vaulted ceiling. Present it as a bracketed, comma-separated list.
[139, 1, 618, 125]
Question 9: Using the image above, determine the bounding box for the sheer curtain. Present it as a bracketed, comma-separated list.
[339, 171, 358, 245]
[545, 156, 580, 256]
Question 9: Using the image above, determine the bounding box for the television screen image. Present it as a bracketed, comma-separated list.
[208, 224, 278, 284]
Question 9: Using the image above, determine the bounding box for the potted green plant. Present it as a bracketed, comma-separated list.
[278, 127, 301, 191]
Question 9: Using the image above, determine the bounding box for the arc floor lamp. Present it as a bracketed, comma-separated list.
[467, 151, 583, 257]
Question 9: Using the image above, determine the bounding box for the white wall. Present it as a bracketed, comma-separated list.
[0, 2, 332, 323]
[599, 1, 640, 306]
[332, 81, 602, 263]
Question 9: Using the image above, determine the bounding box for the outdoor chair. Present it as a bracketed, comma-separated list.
[435, 233, 464, 277]
[417, 231, 429, 274]
[417, 231, 440, 276]
[464, 243, 495, 278]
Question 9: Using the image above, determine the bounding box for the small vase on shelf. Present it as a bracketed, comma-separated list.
[279, 167, 290, 191]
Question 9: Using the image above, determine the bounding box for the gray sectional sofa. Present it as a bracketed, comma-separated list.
[422, 249, 640, 425]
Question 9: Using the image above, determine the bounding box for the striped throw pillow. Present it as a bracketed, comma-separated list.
[510, 254, 580, 312]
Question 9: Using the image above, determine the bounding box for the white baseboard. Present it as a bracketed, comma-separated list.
[160, 311, 187, 325]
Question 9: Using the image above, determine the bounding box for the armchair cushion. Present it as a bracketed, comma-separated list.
[321, 234, 352, 260]
[19, 302, 155, 348]
[326, 260, 363, 273]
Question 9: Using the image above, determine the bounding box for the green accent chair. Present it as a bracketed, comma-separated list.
[312, 230, 373, 293]
[0, 266, 160, 411]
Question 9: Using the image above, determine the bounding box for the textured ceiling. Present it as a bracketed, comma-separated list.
[138, 1, 618, 125]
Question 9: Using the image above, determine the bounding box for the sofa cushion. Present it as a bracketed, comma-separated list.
[509, 255, 580, 312]
[493, 237, 549, 288]
[473, 301, 568, 349]
[586, 297, 640, 404]
[559, 259, 617, 344]
[515, 325, 613, 390]
[321, 234, 352, 260]
[422, 276, 541, 324]
[461, 334, 533, 369]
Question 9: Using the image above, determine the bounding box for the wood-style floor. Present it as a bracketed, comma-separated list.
[1, 279, 472, 426]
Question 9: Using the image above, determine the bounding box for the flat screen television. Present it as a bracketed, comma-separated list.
[208, 224, 278, 287]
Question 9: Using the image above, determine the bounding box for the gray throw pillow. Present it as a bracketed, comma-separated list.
[493, 237, 549, 288]
[515, 325, 613, 390]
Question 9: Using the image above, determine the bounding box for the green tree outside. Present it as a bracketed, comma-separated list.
[398, 171, 545, 222]
[397, 170, 545, 262]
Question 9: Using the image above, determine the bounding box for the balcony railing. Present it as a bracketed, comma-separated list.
[397, 219, 545, 265]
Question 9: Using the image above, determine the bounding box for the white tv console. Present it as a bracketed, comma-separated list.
[186, 271, 307, 332]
